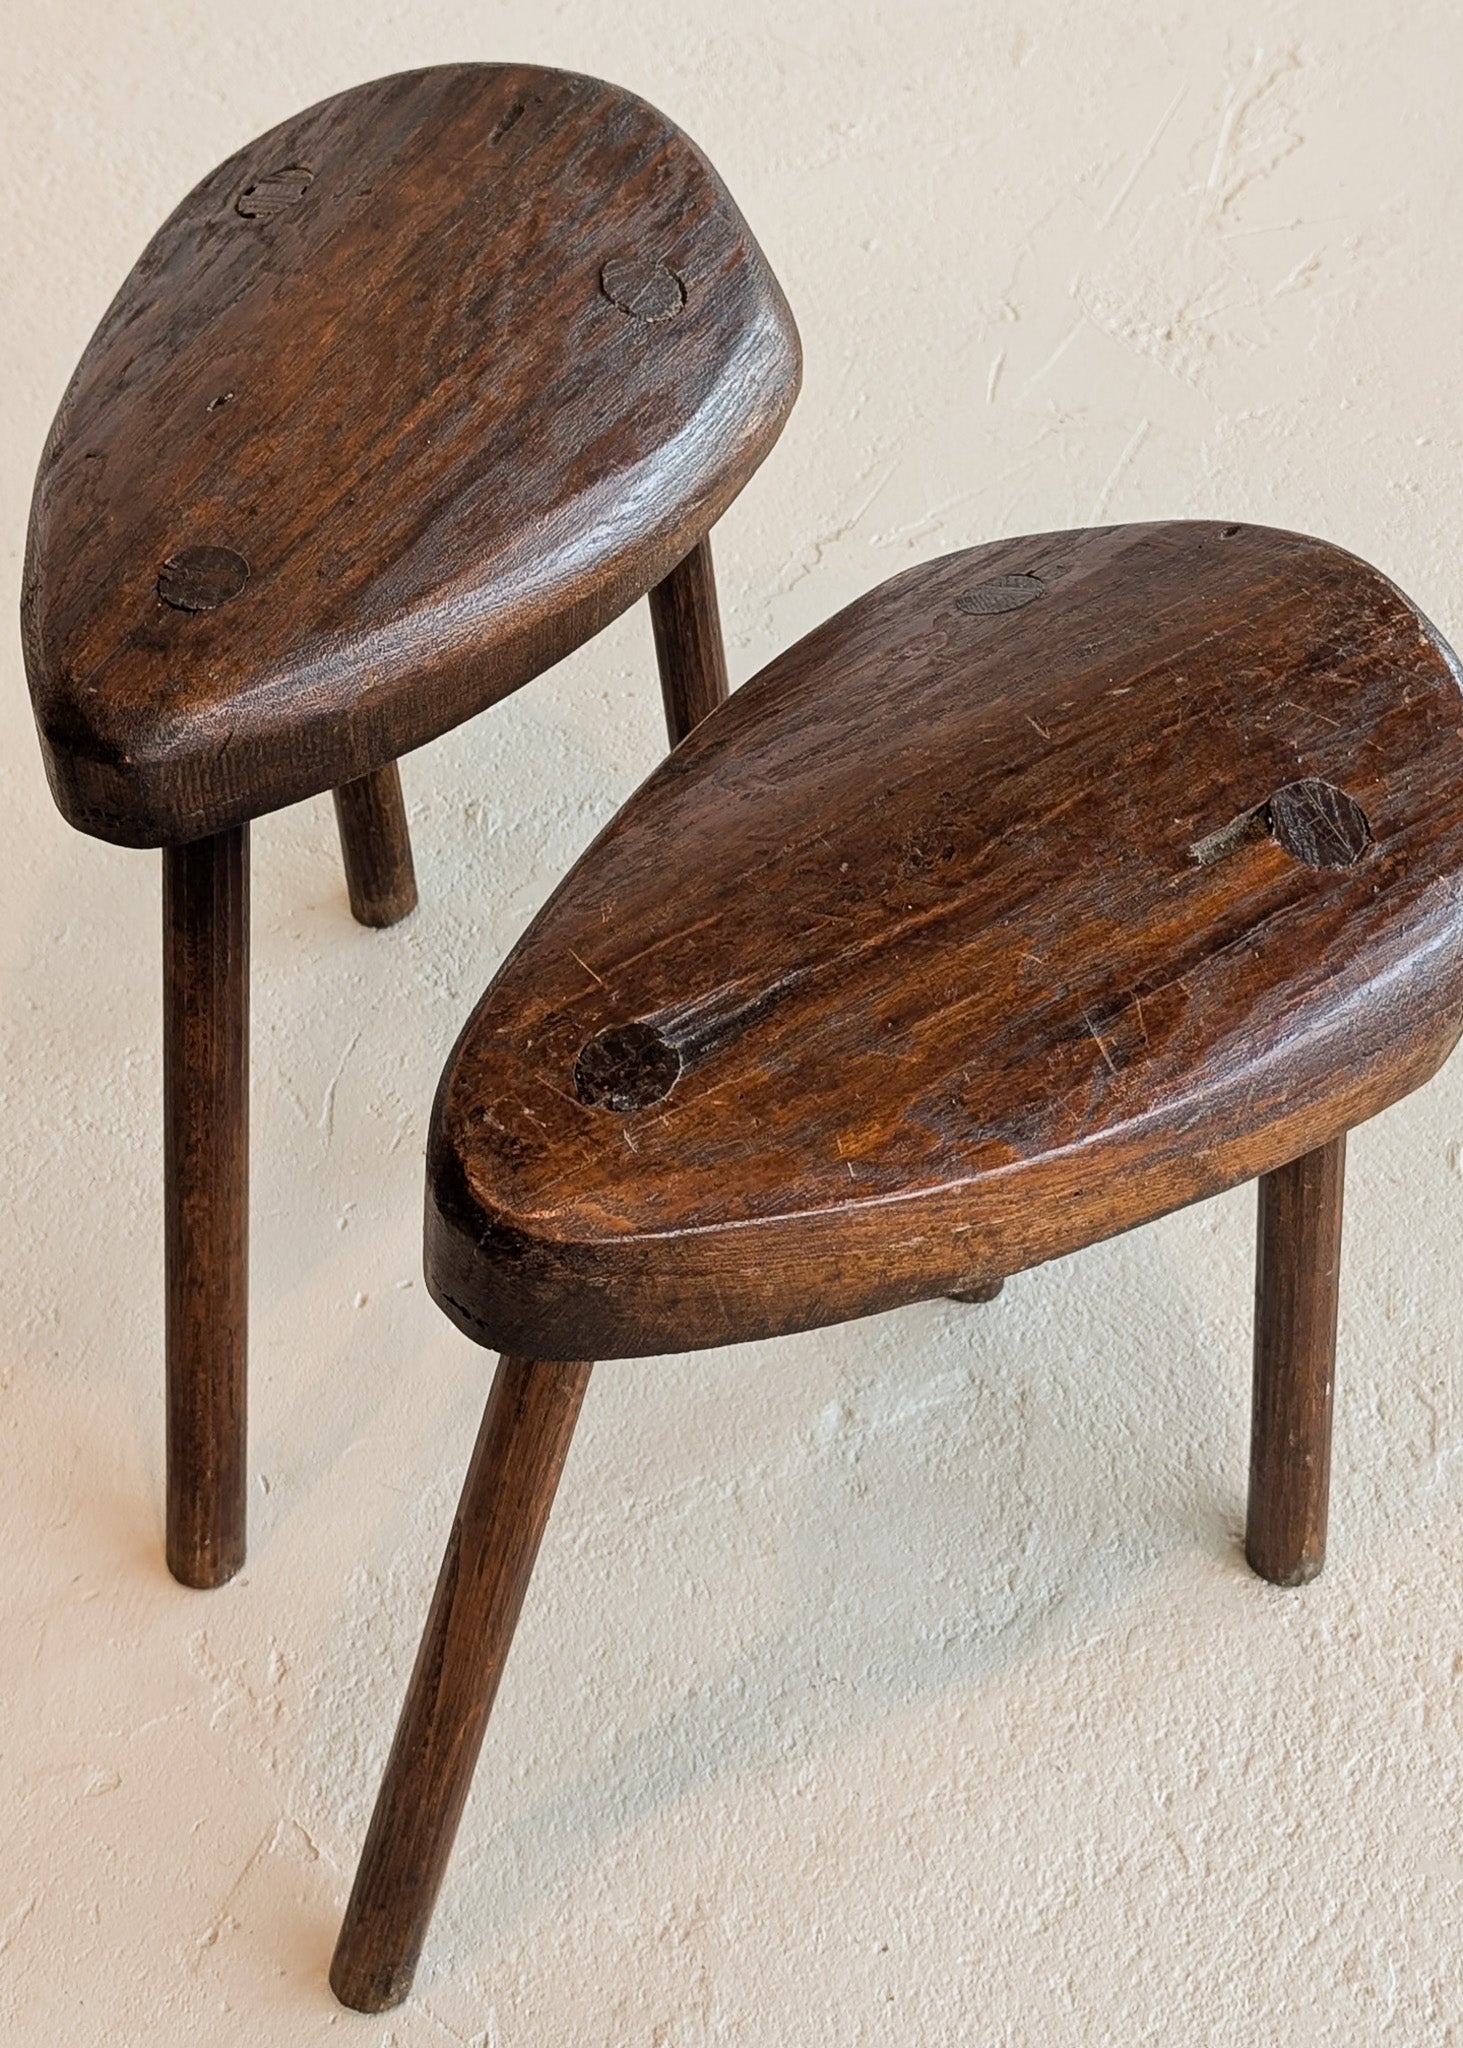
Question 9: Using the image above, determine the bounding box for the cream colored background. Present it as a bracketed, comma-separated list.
[5, 2, 1463, 2040]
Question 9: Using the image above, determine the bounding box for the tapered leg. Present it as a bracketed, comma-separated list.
[648, 534, 730, 745]
[333, 763, 418, 927]
[164, 826, 249, 1589]
[331, 1355, 595, 2012]
[1246, 1135, 1346, 1587]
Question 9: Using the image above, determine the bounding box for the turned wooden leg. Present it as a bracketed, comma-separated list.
[648, 534, 730, 745]
[1246, 1135, 1346, 1587]
[333, 762, 418, 927]
[331, 1354, 594, 2012]
[164, 826, 249, 1589]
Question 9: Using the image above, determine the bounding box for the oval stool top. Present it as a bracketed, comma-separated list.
[21, 63, 800, 846]
[426, 520, 1463, 1360]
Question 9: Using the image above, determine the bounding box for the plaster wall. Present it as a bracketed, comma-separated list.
[4, 3, 1463, 2040]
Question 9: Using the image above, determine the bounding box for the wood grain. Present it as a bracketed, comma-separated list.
[425, 520, 1463, 1361]
[649, 535, 730, 744]
[19, 61, 798, 1591]
[164, 827, 249, 1587]
[344, 519, 1463, 2006]
[332, 764, 418, 927]
[1247, 1136, 1346, 1585]
[21, 62, 800, 846]
[330, 1355, 594, 2012]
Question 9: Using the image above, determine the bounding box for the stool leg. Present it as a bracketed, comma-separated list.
[330, 1354, 594, 2013]
[1246, 1135, 1346, 1587]
[164, 827, 249, 1589]
[649, 534, 729, 745]
[333, 763, 418, 927]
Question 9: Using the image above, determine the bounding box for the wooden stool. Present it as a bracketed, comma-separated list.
[330, 519, 1463, 2010]
[19, 64, 800, 1588]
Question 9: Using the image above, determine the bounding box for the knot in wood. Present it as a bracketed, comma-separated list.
[235, 166, 314, 219]
[956, 574, 1045, 616]
[601, 256, 686, 322]
[157, 546, 250, 612]
[574, 1020, 682, 1113]
[1267, 779, 1372, 868]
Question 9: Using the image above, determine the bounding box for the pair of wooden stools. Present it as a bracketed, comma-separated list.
[23, 63, 1463, 2015]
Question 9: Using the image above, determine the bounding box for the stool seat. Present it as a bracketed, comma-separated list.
[429, 519, 1463, 1360]
[335, 517, 1463, 2012]
[21, 62, 799, 846]
[18, 61, 799, 1591]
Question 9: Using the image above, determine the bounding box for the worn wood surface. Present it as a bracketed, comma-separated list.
[333, 763, 418, 927]
[427, 521, 1463, 1361]
[350, 520, 1463, 2005]
[164, 827, 249, 1587]
[1247, 1136, 1346, 1586]
[21, 62, 800, 846]
[330, 1354, 593, 2012]
[650, 535, 730, 745]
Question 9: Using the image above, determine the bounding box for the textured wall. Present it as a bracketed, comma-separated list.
[5, 3, 1463, 2040]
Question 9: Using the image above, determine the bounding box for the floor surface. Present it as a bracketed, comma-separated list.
[5, 3, 1463, 2040]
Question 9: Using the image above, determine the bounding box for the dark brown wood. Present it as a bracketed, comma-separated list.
[330, 1354, 593, 2012]
[425, 520, 1463, 1363]
[343, 520, 1463, 2007]
[1247, 1136, 1346, 1586]
[649, 535, 730, 745]
[20, 63, 801, 847]
[332, 763, 418, 927]
[19, 66, 798, 1589]
[164, 826, 249, 1588]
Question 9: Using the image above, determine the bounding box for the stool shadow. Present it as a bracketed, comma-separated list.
[386, 1219, 1256, 1950]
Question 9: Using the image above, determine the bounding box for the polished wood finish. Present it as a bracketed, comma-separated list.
[343, 520, 1463, 2004]
[164, 827, 249, 1588]
[20, 64, 799, 1583]
[649, 536, 731, 745]
[333, 764, 418, 928]
[427, 521, 1463, 1362]
[330, 1354, 593, 2012]
[1247, 1136, 1346, 1586]
[21, 63, 800, 847]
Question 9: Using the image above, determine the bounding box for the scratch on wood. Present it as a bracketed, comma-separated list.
[567, 947, 607, 989]
[1081, 1008, 1119, 1075]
